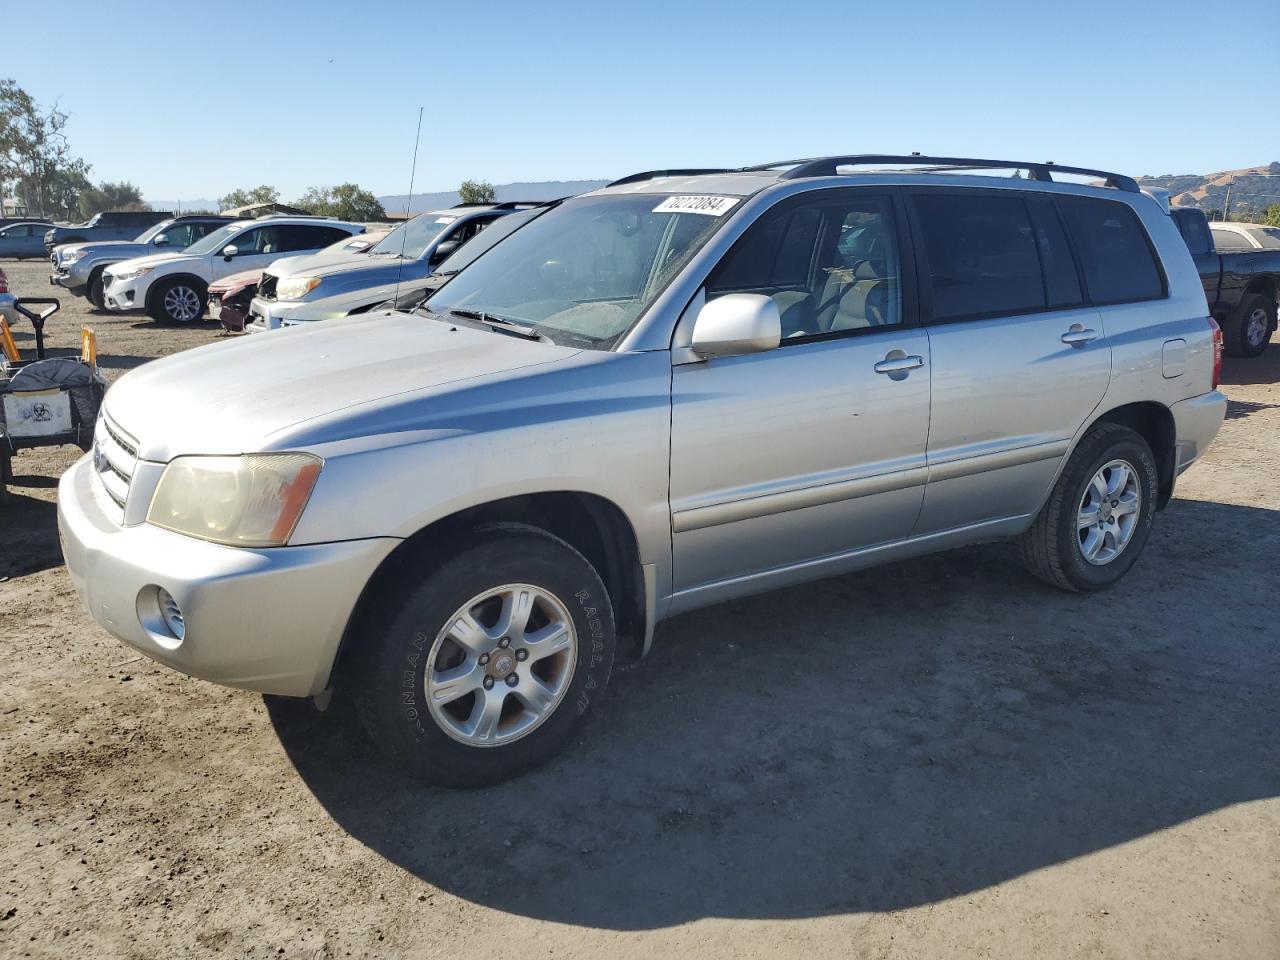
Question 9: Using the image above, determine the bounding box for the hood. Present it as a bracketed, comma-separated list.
[103, 311, 582, 460]
[275, 256, 431, 303]
[208, 267, 262, 295]
[105, 251, 195, 274]
[63, 240, 153, 259]
[264, 247, 372, 280]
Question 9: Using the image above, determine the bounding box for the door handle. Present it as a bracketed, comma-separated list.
[1061, 325, 1099, 347]
[873, 354, 925, 375]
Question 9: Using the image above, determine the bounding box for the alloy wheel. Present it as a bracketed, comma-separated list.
[1077, 458, 1141, 565]
[164, 285, 202, 322]
[426, 583, 577, 747]
[1246, 306, 1270, 349]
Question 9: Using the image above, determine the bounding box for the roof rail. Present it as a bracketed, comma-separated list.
[745, 154, 1140, 193]
[607, 168, 736, 188]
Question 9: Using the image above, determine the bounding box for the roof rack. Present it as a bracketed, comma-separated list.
[607, 168, 736, 188]
[745, 154, 1139, 193]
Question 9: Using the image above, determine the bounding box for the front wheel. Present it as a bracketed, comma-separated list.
[148, 278, 206, 323]
[87, 270, 106, 310]
[349, 524, 617, 787]
[1019, 423, 1158, 592]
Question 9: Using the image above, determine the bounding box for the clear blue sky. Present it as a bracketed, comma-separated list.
[5, 0, 1278, 204]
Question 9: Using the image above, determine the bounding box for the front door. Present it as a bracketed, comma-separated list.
[669, 190, 931, 606]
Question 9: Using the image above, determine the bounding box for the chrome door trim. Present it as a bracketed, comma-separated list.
[671, 464, 928, 533]
[927, 438, 1070, 484]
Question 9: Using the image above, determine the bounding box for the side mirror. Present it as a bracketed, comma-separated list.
[153, 233, 170, 246]
[690, 293, 781, 359]
[429, 240, 460, 265]
[221, 244, 239, 261]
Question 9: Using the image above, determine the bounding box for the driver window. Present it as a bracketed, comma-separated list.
[706, 194, 902, 340]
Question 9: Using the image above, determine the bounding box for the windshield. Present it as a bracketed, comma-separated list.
[1248, 226, 1280, 250]
[136, 219, 175, 244]
[370, 212, 457, 259]
[423, 194, 733, 348]
[184, 223, 243, 256]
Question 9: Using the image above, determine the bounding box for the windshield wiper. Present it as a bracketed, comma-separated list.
[447, 308, 547, 341]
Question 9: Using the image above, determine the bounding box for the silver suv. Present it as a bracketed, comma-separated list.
[57, 154, 1227, 786]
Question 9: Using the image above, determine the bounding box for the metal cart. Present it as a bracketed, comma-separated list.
[1, 297, 106, 502]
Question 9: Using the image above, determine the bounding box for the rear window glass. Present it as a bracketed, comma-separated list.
[1058, 197, 1164, 304]
[913, 193, 1045, 321]
[1172, 209, 1212, 256]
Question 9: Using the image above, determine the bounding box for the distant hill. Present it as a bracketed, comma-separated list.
[378, 179, 611, 214]
[1137, 162, 1280, 216]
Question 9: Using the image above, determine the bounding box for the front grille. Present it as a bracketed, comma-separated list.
[258, 272, 278, 301]
[93, 412, 139, 520]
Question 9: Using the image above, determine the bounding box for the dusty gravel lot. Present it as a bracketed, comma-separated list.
[1, 257, 1277, 959]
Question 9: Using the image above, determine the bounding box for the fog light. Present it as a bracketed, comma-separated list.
[157, 588, 185, 641]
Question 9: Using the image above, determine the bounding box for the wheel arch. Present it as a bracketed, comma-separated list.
[1241, 275, 1277, 306]
[329, 491, 648, 691]
[145, 272, 209, 314]
[1088, 401, 1177, 510]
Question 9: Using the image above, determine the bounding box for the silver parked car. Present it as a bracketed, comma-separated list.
[57, 154, 1227, 786]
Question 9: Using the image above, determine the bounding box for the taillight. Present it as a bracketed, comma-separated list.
[0, 274, 8, 294]
[1208, 316, 1223, 390]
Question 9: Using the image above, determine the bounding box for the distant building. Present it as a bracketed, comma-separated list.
[2, 196, 30, 217]
[219, 201, 311, 218]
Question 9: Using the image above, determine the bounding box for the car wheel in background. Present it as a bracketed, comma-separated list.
[1221, 293, 1276, 358]
[348, 523, 617, 787]
[88, 270, 107, 310]
[1019, 422, 1158, 592]
[149, 278, 206, 324]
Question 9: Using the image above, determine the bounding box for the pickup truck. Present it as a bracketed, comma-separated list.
[1169, 207, 1280, 357]
[44, 210, 173, 255]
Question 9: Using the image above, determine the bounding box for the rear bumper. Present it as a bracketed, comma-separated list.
[58, 455, 400, 697]
[1171, 390, 1227, 475]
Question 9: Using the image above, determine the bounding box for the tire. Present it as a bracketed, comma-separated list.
[87, 269, 106, 310]
[1221, 293, 1276, 358]
[348, 523, 617, 787]
[1019, 422, 1158, 592]
[148, 277, 206, 324]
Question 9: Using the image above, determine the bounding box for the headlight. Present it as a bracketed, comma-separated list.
[275, 276, 323, 301]
[113, 265, 154, 282]
[146, 453, 323, 547]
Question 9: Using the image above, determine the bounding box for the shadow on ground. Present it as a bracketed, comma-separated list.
[0, 489, 62, 577]
[269, 498, 1280, 930]
[1220, 339, 1280, 386]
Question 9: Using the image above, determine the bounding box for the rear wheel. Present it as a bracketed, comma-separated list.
[148, 278, 206, 324]
[1221, 293, 1275, 358]
[348, 524, 617, 787]
[1019, 423, 1158, 592]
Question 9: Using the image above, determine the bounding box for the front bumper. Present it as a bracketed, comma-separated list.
[102, 277, 142, 311]
[57, 455, 399, 697]
[245, 295, 304, 333]
[1171, 390, 1228, 475]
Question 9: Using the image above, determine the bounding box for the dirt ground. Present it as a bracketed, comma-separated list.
[0, 256, 1277, 960]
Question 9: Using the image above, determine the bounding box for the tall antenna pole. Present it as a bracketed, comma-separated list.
[394, 106, 425, 307]
[1222, 176, 1233, 222]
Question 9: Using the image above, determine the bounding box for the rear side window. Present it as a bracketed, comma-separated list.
[1058, 196, 1164, 304]
[913, 192, 1045, 321]
[1172, 209, 1212, 256]
[1210, 228, 1254, 253]
[1026, 198, 1083, 308]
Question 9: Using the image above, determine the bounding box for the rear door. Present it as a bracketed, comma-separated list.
[907, 188, 1114, 533]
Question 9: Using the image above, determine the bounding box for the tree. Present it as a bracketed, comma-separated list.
[458, 179, 496, 204]
[1263, 204, 1280, 228]
[78, 180, 148, 218]
[294, 183, 385, 221]
[217, 185, 279, 211]
[0, 78, 92, 219]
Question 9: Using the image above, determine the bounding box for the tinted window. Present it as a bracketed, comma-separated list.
[1210, 228, 1253, 253]
[1171, 209, 1212, 256]
[1252, 226, 1280, 250]
[913, 192, 1044, 321]
[707, 194, 902, 339]
[1058, 196, 1164, 304]
[1026, 198, 1083, 307]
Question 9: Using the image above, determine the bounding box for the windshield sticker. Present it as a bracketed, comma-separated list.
[652, 195, 740, 216]
[434, 216, 457, 224]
